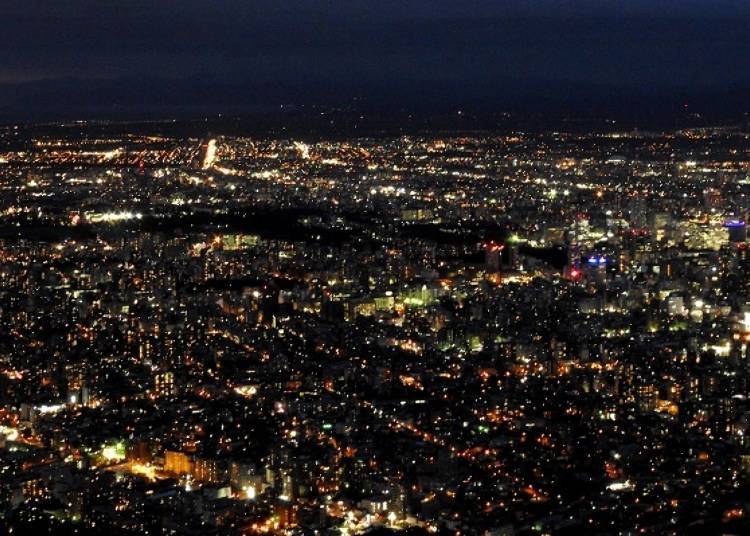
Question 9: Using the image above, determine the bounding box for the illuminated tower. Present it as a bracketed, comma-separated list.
[564, 214, 584, 281]
[196, 138, 218, 170]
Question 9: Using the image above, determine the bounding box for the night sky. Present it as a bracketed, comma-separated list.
[2, 0, 750, 120]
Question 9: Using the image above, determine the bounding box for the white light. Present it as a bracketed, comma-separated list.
[202, 139, 218, 169]
[607, 480, 633, 492]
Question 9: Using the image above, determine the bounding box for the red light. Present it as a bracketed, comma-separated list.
[570, 269, 580, 279]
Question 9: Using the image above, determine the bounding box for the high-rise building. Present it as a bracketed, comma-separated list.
[485, 242, 504, 272]
[725, 220, 748, 243]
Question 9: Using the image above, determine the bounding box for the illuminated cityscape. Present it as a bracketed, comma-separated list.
[4, 1, 750, 535]
[0, 121, 749, 535]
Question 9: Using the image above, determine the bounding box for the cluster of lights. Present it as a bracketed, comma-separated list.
[586, 255, 608, 265]
[88, 211, 143, 223]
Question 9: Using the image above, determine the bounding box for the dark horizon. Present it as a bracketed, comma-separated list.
[3, 1, 750, 123]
